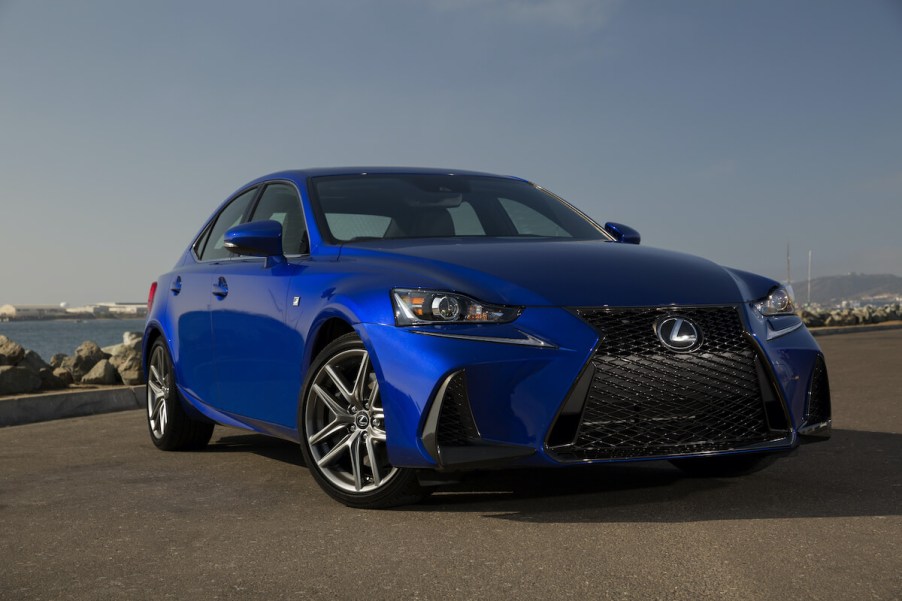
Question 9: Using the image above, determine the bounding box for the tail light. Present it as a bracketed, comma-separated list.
[147, 281, 158, 313]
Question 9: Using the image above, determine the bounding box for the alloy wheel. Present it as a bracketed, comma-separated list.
[304, 348, 398, 494]
[147, 344, 171, 439]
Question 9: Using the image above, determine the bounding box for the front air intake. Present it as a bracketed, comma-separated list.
[804, 355, 831, 427]
[435, 371, 479, 445]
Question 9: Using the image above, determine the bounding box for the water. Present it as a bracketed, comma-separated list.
[0, 319, 146, 361]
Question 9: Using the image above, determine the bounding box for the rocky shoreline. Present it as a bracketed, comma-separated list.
[0, 332, 144, 396]
[799, 303, 902, 327]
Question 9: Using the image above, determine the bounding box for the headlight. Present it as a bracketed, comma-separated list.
[753, 285, 797, 316]
[392, 289, 522, 326]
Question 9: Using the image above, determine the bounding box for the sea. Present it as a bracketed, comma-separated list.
[0, 319, 146, 362]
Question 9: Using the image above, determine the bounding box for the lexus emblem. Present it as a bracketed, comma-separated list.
[655, 316, 703, 352]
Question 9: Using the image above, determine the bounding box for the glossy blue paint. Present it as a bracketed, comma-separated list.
[144, 167, 828, 473]
[359, 307, 598, 466]
[223, 220, 285, 258]
[338, 239, 750, 307]
[603, 221, 641, 245]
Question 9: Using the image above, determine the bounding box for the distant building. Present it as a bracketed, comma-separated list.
[0, 302, 147, 320]
[96, 302, 147, 317]
[65, 305, 110, 317]
[0, 304, 70, 320]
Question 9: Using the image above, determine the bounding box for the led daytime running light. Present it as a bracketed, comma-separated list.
[392, 289, 521, 326]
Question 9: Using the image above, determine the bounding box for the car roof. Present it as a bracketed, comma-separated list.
[249, 166, 528, 184]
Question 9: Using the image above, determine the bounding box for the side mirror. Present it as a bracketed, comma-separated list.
[604, 222, 641, 245]
[224, 220, 285, 258]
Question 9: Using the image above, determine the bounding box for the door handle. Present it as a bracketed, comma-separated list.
[170, 276, 182, 294]
[212, 276, 228, 298]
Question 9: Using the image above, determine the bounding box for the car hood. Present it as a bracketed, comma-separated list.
[337, 238, 775, 307]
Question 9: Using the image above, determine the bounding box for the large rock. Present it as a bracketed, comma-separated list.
[16, 350, 68, 391]
[109, 349, 144, 385]
[49, 353, 68, 368]
[0, 335, 26, 366]
[38, 367, 69, 390]
[52, 367, 74, 386]
[62, 341, 110, 382]
[123, 331, 143, 351]
[19, 350, 51, 373]
[103, 332, 145, 357]
[800, 310, 825, 328]
[80, 359, 120, 385]
[0, 365, 42, 395]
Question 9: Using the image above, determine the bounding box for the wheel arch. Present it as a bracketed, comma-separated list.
[142, 323, 165, 373]
[306, 316, 356, 369]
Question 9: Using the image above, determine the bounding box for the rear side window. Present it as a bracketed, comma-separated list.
[198, 188, 257, 261]
[249, 184, 308, 255]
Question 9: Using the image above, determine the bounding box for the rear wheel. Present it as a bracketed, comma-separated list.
[670, 453, 778, 477]
[299, 333, 425, 508]
[146, 339, 214, 451]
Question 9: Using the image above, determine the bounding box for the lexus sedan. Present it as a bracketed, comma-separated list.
[144, 167, 831, 508]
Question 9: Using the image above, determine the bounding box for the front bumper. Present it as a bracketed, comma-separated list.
[358, 304, 829, 470]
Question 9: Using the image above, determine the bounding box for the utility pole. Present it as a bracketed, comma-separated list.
[786, 242, 791, 285]
[807, 250, 812, 306]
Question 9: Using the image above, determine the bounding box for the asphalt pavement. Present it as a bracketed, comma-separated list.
[1, 330, 900, 600]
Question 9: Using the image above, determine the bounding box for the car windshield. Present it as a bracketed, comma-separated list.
[309, 174, 610, 242]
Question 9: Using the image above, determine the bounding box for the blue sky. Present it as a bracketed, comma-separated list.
[1, 0, 900, 305]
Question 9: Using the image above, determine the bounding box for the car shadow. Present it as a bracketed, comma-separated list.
[207, 432, 307, 467]
[201, 428, 902, 523]
[408, 428, 902, 523]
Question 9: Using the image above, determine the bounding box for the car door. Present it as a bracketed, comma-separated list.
[169, 187, 258, 406]
[209, 182, 309, 429]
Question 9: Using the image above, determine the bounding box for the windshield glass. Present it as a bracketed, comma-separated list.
[309, 174, 609, 243]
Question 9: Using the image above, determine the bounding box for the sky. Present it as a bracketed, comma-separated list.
[1, 0, 900, 305]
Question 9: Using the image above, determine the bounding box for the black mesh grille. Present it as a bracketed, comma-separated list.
[805, 355, 831, 426]
[437, 372, 479, 445]
[551, 306, 782, 461]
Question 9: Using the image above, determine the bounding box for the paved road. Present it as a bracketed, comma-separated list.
[2, 331, 900, 601]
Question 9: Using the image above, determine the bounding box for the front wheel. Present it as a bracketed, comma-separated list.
[298, 333, 425, 508]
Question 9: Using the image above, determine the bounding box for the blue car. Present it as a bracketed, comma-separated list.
[144, 167, 831, 508]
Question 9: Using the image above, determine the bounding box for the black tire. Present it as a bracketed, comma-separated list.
[670, 453, 778, 477]
[146, 339, 214, 451]
[298, 332, 426, 508]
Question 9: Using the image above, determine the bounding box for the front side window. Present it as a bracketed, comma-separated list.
[309, 174, 608, 243]
[249, 183, 307, 255]
[198, 187, 257, 261]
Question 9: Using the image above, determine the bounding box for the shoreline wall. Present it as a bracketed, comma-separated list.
[0, 332, 144, 396]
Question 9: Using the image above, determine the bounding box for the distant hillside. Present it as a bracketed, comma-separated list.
[792, 274, 902, 306]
